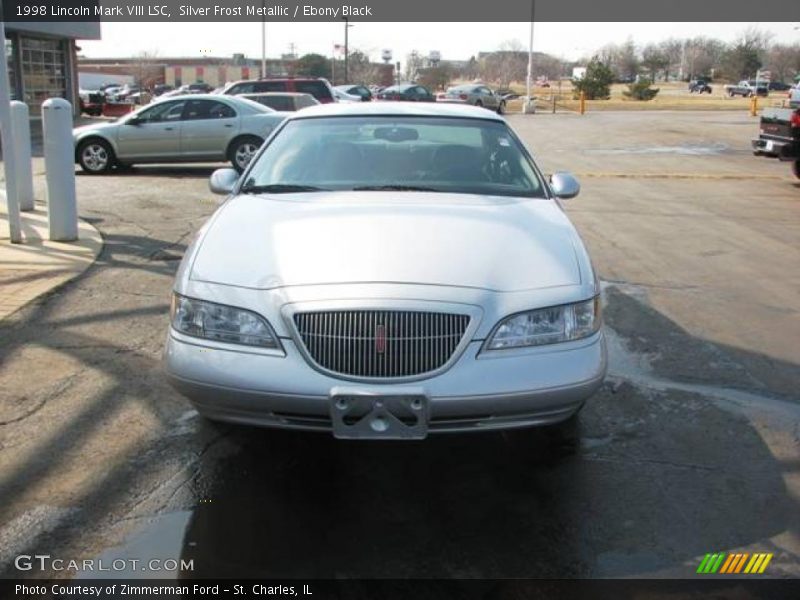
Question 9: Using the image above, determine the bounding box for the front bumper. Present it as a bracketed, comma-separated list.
[164, 330, 607, 434]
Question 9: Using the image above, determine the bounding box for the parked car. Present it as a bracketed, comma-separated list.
[221, 77, 335, 104]
[78, 89, 105, 116]
[752, 106, 800, 179]
[375, 84, 436, 102]
[790, 84, 800, 107]
[688, 79, 713, 94]
[725, 80, 768, 97]
[181, 82, 214, 94]
[495, 89, 521, 101]
[332, 88, 362, 103]
[112, 84, 141, 102]
[767, 81, 792, 92]
[241, 92, 319, 112]
[152, 84, 174, 97]
[336, 84, 372, 101]
[164, 102, 607, 440]
[437, 84, 506, 114]
[73, 94, 286, 174]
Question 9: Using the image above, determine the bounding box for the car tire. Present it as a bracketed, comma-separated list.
[792, 160, 800, 180]
[229, 135, 263, 173]
[497, 101, 505, 115]
[77, 138, 115, 174]
[728, 90, 735, 98]
[475, 100, 483, 108]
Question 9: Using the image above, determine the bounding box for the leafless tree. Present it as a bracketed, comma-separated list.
[766, 43, 800, 83]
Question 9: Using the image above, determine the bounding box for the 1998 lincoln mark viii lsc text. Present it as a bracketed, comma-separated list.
[164, 102, 607, 440]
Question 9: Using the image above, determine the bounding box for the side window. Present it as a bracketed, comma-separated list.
[183, 100, 236, 120]
[208, 101, 236, 119]
[268, 97, 291, 111]
[255, 81, 286, 92]
[228, 82, 254, 95]
[297, 95, 316, 108]
[137, 101, 185, 123]
[295, 81, 333, 102]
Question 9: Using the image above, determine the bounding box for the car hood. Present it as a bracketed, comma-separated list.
[190, 192, 583, 292]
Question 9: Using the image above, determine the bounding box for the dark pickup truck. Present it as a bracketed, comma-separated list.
[752, 107, 800, 179]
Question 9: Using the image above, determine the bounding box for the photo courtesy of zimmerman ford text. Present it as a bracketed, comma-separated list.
[1, 0, 800, 598]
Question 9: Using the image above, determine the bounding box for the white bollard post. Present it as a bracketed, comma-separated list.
[10, 101, 34, 211]
[42, 98, 77, 241]
[0, 19, 22, 243]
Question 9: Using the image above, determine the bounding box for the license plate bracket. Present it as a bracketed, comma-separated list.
[329, 387, 429, 440]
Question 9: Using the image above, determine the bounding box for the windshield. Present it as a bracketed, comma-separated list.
[242, 116, 546, 198]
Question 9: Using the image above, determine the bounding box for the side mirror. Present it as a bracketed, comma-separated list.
[209, 168, 240, 195]
[550, 171, 581, 199]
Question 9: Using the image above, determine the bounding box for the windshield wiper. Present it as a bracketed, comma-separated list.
[351, 185, 439, 192]
[240, 184, 329, 194]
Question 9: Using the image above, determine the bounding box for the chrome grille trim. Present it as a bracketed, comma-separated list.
[293, 310, 471, 379]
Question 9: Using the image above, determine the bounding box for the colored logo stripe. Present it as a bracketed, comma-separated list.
[699, 552, 773, 574]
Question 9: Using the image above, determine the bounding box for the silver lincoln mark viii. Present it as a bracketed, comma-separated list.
[164, 102, 607, 440]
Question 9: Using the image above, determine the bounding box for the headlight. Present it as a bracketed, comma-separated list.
[170, 293, 281, 349]
[484, 296, 601, 350]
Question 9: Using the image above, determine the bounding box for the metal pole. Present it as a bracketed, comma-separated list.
[261, 0, 266, 78]
[0, 19, 22, 243]
[523, 0, 536, 114]
[344, 17, 349, 83]
[331, 44, 336, 84]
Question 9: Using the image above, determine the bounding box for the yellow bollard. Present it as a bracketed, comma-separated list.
[750, 95, 758, 117]
[580, 91, 586, 115]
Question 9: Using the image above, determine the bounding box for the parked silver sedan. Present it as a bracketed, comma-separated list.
[73, 94, 286, 173]
[437, 84, 506, 114]
[164, 102, 606, 440]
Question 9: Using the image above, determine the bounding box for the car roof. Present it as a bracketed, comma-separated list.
[242, 92, 314, 97]
[151, 93, 268, 110]
[286, 101, 505, 121]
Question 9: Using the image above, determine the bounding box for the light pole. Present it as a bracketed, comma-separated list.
[343, 17, 353, 83]
[524, 0, 536, 114]
[261, 0, 267, 78]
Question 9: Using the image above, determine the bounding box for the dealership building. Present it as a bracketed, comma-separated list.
[5, 21, 101, 117]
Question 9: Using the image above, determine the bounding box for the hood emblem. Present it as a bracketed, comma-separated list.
[375, 324, 386, 354]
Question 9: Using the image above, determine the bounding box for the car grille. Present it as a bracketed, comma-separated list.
[293, 310, 470, 378]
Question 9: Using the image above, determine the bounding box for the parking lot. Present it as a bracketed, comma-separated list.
[0, 110, 798, 579]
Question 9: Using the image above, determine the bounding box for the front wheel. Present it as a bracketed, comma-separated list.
[496, 101, 506, 115]
[77, 139, 115, 174]
[229, 136, 263, 172]
[792, 160, 800, 180]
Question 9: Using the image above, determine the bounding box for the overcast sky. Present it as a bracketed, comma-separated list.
[79, 22, 800, 63]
